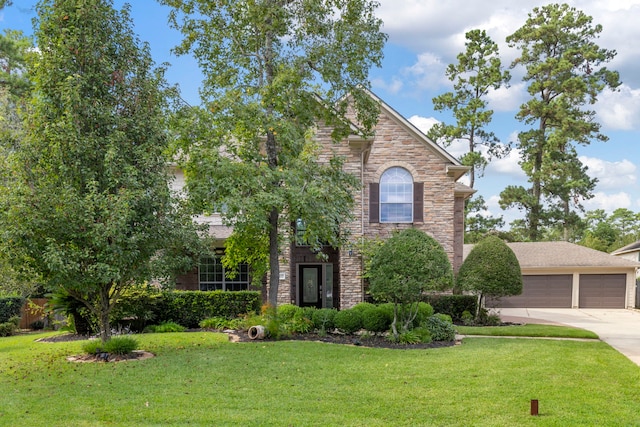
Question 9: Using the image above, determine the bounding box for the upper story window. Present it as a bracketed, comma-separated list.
[370, 167, 423, 224]
[380, 167, 413, 222]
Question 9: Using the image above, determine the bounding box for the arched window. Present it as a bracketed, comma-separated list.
[370, 167, 423, 224]
[380, 167, 413, 222]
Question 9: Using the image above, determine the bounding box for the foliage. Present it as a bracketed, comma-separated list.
[422, 295, 477, 322]
[426, 316, 456, 342]
[47, 290, 97, 336]
[155, 291, 261, 328]
[82, 336, 139, 355]
[0, 0, 203, 342]
[579, 208, 640, 252]
[457, 236, 522, 317]
[276, 304, 303, 323]
[461, 310, 475, 326]
[368, 228, 453, 338]
[361, 305, 392, 334]
[144, 322, 186, 333]
[109, 284, 163, 333]
[0, 296, 23, 323]
[0, 315, 19, 336]
[334, 309, 363, 335]
[464, 196, 505, 244]
[429, 29, 510, 189]
[199, 316, 242, 330]
[162, 0, 387, 306]
[311, 308, 337, 333]
[499, 3, 620, 241]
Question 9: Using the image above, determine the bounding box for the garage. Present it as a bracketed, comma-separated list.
[493, 275, 572, 308]
[464, 241, 640, 309]
[579, 274, 626, 308]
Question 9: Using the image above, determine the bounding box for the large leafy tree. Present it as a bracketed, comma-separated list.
[499, 3, 620, 241]
[368, 229, 453, 338]
[429, 29, 510, 189]
[1, 0, 190, 341]
[457, 235, 522, 317]
[161, 0, 387, 306]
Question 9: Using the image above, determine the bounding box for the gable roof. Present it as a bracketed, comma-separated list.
[611, 240, 640, 256]
[363, 89, 470, 181]
[463, 241, 640, 269]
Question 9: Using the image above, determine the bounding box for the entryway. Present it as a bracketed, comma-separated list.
[297, 263, 334, 309]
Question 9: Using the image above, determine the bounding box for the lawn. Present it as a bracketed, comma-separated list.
[1, 330, 639, 426]
[456, 324, 599, 339]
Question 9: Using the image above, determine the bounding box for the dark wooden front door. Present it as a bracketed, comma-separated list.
[299, 265, 322, 308]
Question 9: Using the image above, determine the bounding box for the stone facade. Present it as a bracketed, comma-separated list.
[276, 92, 472, 309]
[175, 91, 472, 310]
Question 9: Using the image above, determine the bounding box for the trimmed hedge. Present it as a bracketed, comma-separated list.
[422, 295, 476, 322]
[154, 291, 261, 328]
[0, 297, 24, 323]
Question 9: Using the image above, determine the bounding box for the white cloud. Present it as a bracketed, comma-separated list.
[583, 191, 632, 213]
[371, 76, 403, 95]
[487, 82, 526, 112]
[402, 52, 449, 91]
[580, 156, 637, 190]
[595, 85, 640, 131]
[486, 146, 526, 178]
[408, 115, 440, 134]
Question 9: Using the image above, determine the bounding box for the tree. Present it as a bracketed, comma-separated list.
[0, 0, 193, 341]
[429, 29, 510, 189]
[464, 195, 505, 243]
[457, 235, 522, 317]
[162, 0, 387, 306]
[499, 3, 620, 241]
[368, 229, 453, 339]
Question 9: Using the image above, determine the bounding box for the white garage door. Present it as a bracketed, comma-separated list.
[579, 274, 626, 308]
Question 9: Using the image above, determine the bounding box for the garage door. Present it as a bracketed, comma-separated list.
[579, 274, 626, 308]
[491, 275, 573, 308]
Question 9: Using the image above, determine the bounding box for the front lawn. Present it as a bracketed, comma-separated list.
[1, 331, 638, 426]
[456, 324, 599, 339]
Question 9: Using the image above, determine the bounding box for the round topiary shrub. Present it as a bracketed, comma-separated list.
[412, 302, 435, 328]
[277, 303, 303, 323]
[362, 305, 392, 333]
[334, 309, 363, 334]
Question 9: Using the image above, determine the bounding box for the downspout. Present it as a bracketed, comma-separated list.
[360, 146, 371, 302]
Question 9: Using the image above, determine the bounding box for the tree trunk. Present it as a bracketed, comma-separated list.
[98, 285, 112, 342]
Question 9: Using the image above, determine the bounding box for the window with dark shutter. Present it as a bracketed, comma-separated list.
[413, 182, 424, 222]
[369, 182, 379, 223]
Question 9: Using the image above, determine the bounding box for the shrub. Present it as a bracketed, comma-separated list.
[312, 308, 337, 332]
[111, 285, 162, 332]
[361, 305, 392, 333]
[412, 302, 435, 328]
[144, 321, 186, 333]
[276, 304, 303, 323]
[351, 302, 376, 314]
[461, 310, 475, 326]
[334, 309, 363, 334]
[200, 316, 242, 330]
[0, 316, 20, 337]
[83, 336, 139, 355]
[427, 316, 456, 342]
[105, 336, 139, 355]
[457, 236, 522, 316]
[154, 290, 261, 328]
[423, 295, 477, 322]
[368, 229, 453, 338]
[0, 297, 24, 323]
[30, 320, 45, 330]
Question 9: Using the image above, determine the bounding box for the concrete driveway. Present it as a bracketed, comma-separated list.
[500, 308, 640, 366]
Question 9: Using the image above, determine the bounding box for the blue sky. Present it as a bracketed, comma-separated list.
[3, 0, 639, 228]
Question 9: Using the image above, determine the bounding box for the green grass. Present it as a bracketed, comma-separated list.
[456, 324, 599, 339]
[1, 330, 638, 426]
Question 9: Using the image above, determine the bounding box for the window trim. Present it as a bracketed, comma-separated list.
[198, 253, 250, 291]
[380, 167, 414, 223]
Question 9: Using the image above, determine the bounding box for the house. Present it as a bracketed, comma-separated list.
[174, 90, 473, 309]
[612, 240, 640, 278]
[467, 242, 640, 309]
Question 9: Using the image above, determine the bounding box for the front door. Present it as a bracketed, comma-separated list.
[299, 265, 322, 308]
